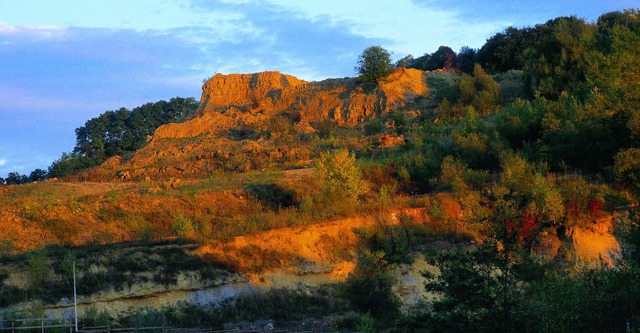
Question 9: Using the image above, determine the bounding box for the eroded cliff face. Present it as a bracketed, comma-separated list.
[158, 68, 426, 138]
[85, 69, 427, 181]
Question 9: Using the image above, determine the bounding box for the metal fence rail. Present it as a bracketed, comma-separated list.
[0, 320, 357, 333]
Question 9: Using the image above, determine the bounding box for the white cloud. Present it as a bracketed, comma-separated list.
[261, 0, 511, 55]
[0, 22, 68, 39]
[0, 159, 6, 167]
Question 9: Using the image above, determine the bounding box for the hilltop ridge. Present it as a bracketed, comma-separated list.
[84, 68, 426, 181]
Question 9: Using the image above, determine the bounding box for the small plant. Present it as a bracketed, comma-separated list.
[173, 213, 194, 238]
[0, 240, 14, 257]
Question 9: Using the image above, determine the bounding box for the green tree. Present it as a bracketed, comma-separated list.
[417, 243, 528, 332]
[457, 46, 477, 74]
[5, 172, 26, 185]
[47, 152, 96, 178]
[28, 169, 47, 182]
[523, 16, 597, 99]
[356, 46, 394, 84]
[394, 54, 414, 68]
[425, 45, 457, 71]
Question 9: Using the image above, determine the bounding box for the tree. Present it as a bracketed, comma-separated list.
[457, 46, 477, 74]
[47, 152, 96, 178]
[614, 148, 640, 194]
[356, 46, 394, 84]
[5, 172, 25, 185]
[523, 16, 596, 99]
[425, 46, 457, 71]
[29, 169, 48, 182]
[417, 243, 528, 332]
[394, 54, 414, 68]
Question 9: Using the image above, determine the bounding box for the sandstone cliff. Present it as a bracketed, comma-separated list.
[85, 69, 427, 181]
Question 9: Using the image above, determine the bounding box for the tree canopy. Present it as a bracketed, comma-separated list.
[356, 45, 394, 84]
[48, 97, 199, 178]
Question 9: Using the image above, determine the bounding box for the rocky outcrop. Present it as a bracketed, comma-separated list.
[569, 214, 621, 266]
[86, 69, 427, 181]
[155, 68, 426, 139]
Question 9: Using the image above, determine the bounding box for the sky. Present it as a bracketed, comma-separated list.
[0, 0, 637, 177]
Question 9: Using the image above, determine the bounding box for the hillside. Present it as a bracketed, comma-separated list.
[79, 68, 425, 182]
[3, 10, 640, 331]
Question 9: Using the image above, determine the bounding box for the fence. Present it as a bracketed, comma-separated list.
[0, 319, 341, 333]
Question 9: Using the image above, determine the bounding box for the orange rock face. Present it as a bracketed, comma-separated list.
[86, 69, 427, 181]
[196, 68, 425, 126]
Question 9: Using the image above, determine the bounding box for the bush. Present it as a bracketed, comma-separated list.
[315, 149, 368, 202]
[614, 148, 640, 194]
[343, 250, 400, 323]
[363, 119, 384, 135]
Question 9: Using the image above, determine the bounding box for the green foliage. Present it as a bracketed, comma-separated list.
[83, 307, 111, 327]
[315, 149, 368, 202]
[500, 153, 534, 194]
[173, 213, 194, 238]
[356, 45, 394, 84]
[49, 97, 198, 177]
[246, 183, 297, 210]
[315, 119, 336, 139]
[456, 64, 500, 115]
[363, 118, 384, 135]
[523, 16, 597, 99]
[457, 46, 477, 74]
[417, 243, 528, 332]
[530, 173, 565, 225]
[27, 250, 49, 289]
[438, 156, 469, 192]
[0, 240, 14, 257]
[529, 268, 640, 332]
[615, 148, 640, 194]
[438, 156, 490, 193]
[344, 250, 400, 323]
[47, 152, 98, 178]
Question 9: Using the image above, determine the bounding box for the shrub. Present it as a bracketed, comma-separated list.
[27, 250, 49, 289]
[614, 148, 640, 194]
[531, 174, 565, 225]
[315, 149, 368, 202]
[439, 156, 469, 192]
[364, 118, 384, 135]
[173, 213, 194, 238]
[343, 250, 400, 322]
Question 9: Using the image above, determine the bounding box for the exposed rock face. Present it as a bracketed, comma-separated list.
[197, 71, 307, 116]
[87, 69, 427, 181]
[569, 214, 621, 266]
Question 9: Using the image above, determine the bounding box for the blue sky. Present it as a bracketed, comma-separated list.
[0, 0, 637, 177]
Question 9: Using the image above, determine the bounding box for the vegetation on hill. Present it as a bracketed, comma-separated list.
[1, 8, 640, 333]
[0, 97, 198, 183]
